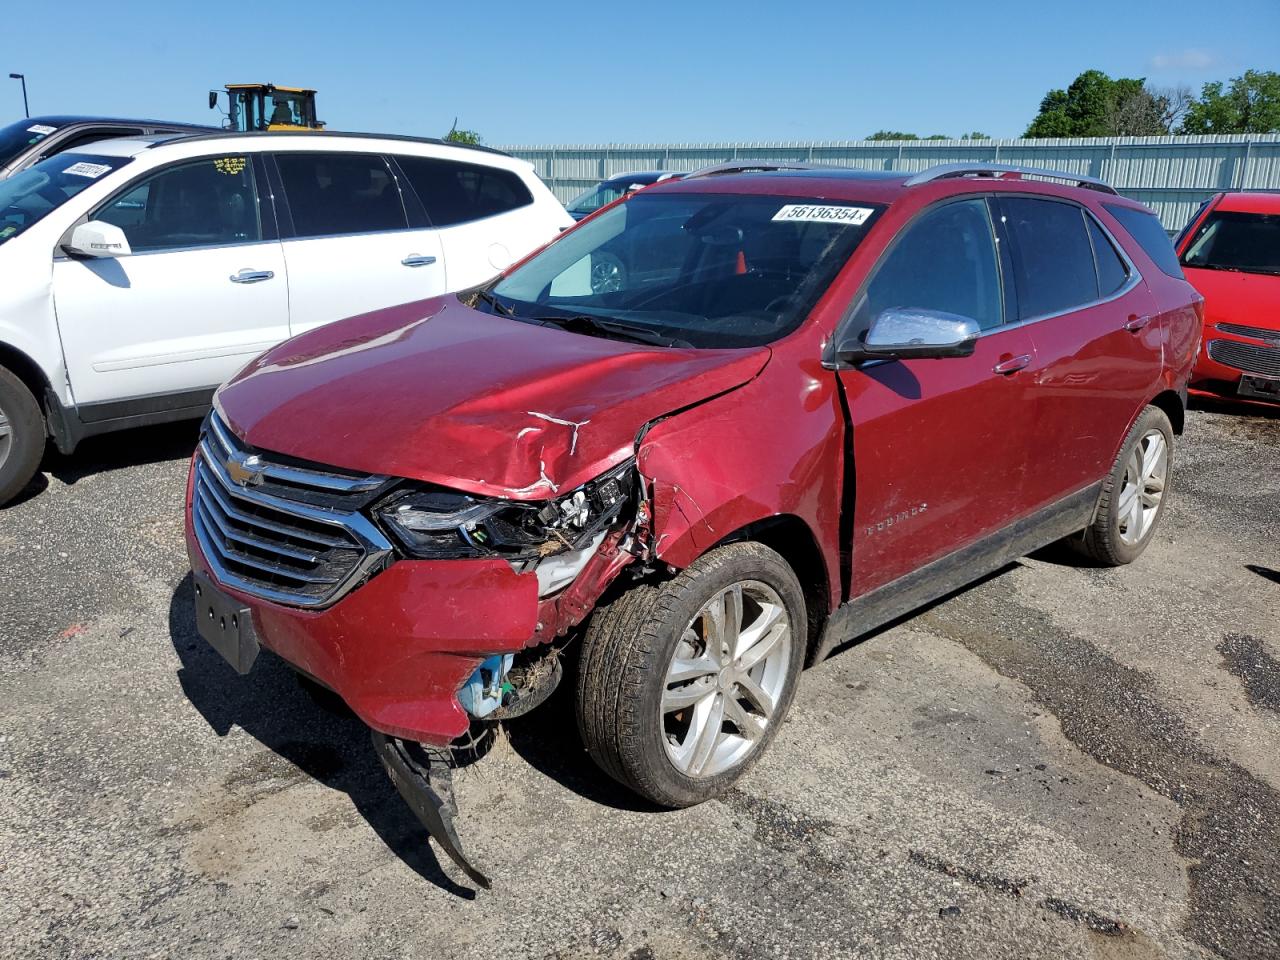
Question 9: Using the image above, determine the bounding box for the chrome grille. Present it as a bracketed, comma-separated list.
[1216, 322, 1280, 343]
[193, 413, 393, 607]
[1207, 338, 1280, 379]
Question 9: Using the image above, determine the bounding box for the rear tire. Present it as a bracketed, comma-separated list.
[0, 367, 44, 507]
[575, 542, 805, 808]
[1072, 405, 1173, 566]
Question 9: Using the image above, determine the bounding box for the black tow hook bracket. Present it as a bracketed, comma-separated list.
[370, 730, 491, 889]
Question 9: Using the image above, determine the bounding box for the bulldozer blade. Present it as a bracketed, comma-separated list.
[370, 730, 491, 889]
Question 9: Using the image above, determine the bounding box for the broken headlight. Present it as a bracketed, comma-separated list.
[375, 460, 636, 563]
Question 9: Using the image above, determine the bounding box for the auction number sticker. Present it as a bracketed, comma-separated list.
[772, 204, 874, 225]
[63, 162, 112, 179]
[27, 124, 57, 135]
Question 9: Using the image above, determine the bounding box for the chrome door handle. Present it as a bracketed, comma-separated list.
[993, 354, 1032, 375]
[1124, 314, 1153, 332]
[230, 269, 274, 284]
[401, 254, 437, 267]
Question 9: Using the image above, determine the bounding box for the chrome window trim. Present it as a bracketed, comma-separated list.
[977, 197, 1144, 339]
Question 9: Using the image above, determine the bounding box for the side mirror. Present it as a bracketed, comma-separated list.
[836, 307, 980, 362]
[63, 221, 132, 259]
[208, 90, 219, 110]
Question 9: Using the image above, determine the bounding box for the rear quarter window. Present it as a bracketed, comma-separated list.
[1105, 204, 1185, 279]
[396, 155, 533, 227]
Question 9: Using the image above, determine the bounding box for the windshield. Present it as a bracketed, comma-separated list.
[488, 192, 883, 348]
[566, 183, 629, 217]
[0, 119, 61, 168]
[1181, 210, 1280, 276]
[0, 152, 131, 246]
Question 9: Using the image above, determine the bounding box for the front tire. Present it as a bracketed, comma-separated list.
[576, 542, 805, 808]
[0, 367, 44, 507]
[1072, 405, 1174, 566]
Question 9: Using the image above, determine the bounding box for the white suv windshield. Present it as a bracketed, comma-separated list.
[0, 152, 131, 246]
[488, 192, 883, 348]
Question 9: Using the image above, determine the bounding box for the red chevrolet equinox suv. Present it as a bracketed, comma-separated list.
[185, 161, 1201, 885]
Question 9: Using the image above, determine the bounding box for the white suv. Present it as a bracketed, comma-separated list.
[0, 131, 572, 504]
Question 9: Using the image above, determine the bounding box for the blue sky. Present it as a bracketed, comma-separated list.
[3, 0, 1277, 145]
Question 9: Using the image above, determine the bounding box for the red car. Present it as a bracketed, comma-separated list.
[1175, 191, 1280, 404]
[185, 162, 1201, 885]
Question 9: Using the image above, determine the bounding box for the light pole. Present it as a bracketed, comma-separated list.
[8, 74, 28, 118]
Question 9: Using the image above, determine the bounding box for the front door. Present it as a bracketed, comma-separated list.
[834, 196, 1039, 596]
[52, 153, 289, 407]
[272, 151, 446, 335]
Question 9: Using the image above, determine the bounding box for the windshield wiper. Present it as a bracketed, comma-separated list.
[475, 290, 514, 316]
[528, 314, 693, 348]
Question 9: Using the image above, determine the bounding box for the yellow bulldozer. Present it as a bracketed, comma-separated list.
[208, 83, 325, 132]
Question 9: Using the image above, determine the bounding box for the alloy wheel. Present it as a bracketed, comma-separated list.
[590, 256, 623, 294]
[660, 580, 792, 778]
[0, 403, 11, 473]
[1117, 429, 1167, 545]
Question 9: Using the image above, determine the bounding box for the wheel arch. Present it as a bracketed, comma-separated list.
[1148, 388, 1185, 435]
[0, 341, 53, 423]
[701, 514, 831, 663]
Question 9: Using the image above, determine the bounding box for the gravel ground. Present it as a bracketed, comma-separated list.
[1, 402, 1277, 960]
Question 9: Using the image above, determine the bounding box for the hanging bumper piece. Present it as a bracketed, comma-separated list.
[370, 730, 491, 889]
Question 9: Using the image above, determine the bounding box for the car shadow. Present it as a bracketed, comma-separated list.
[167, 573, 477, 899]
[1246, 564, 1280, 586]
[41, 420, 202, 486]
[1188, 394, 1280, 420]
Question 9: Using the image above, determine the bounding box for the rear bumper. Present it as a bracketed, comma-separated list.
[183, 462, 542, 744]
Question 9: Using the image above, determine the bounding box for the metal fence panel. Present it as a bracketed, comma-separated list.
[498, 135, 1280, 228]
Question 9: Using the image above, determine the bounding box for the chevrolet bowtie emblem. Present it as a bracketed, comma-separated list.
[225, 454, 265, 487]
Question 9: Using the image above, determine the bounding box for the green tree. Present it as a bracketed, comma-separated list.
[1025, 70, 1177, 137]
[866, 130, 919, 140]
[445, 127, 482, 145]
[960, 131, 992, 140]
[1181, 70, 1280, 134]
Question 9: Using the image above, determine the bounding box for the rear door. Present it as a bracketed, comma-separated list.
[394, 154, 545, 290]
[834, 196, 1039, 596]
[52, 152, 289, 407]
[272, 151, 446, 335]
[993, 195, 1160, 508]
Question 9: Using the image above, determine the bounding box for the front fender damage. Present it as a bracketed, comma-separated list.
[375, 386, 754, 888]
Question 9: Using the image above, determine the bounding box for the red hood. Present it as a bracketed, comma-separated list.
[216, 297, 769, 499]
[1185, 266, 1280, 332]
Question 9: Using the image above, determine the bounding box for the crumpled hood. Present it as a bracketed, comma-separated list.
[216, 296, 769, 499]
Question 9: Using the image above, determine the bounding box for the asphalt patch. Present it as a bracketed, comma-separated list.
[1218, 632, 1280, 714]
[925, 582, 1280, 960]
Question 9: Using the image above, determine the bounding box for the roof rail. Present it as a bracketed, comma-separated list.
[143, 129, 512, 158]
[683, 160, 817, 179]
[903, 162, 1118, 195]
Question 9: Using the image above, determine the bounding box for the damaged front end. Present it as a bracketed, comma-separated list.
[366, 459, 652, 887]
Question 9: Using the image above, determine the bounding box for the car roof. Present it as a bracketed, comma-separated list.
[604, 171, 682, 185]
[147, 129, 514, 159]
[19, 114, 213, 130]
[647, 164, 1129, 208]
[1215, 192, 1280, 214]
[652, 168, 913, 204]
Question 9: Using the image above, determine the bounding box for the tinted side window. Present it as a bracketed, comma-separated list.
[854, 197, 1002, 331]
[96, 155, 261, 252]
[275, 152, 407, 238]
[1001, 197, 1098, 319]
[1105, 204, 1185, 279]
[1087, 216, 1129, 296]
[396, 155, 533, 226]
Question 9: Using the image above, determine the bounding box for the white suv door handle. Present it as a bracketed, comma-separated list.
[401, 254, 437, 267]
[230, 269, 274, 284]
